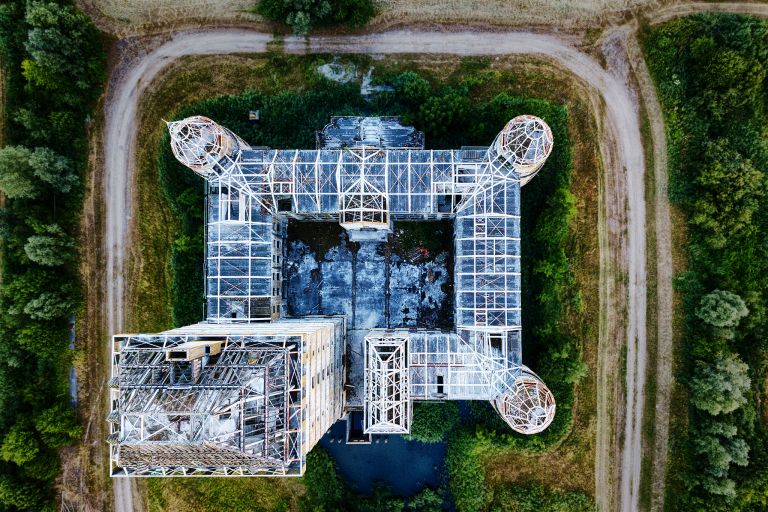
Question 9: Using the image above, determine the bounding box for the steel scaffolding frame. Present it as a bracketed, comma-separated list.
[364, 333, 410, 434]
[369, 329, 556, 434]
[338, 147, 390, 231]
[109, 318, 345, 477]
[110, 333, 300, 476]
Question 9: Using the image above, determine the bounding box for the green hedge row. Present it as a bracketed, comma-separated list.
[643, 13, 768, 509]
[0, 1, 105, 509]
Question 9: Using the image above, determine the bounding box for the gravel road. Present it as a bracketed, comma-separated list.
[103, 29, 645, 512]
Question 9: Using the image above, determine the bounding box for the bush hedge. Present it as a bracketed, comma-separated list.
[405, 401, 461, 443]
[256, 0, 376, 35]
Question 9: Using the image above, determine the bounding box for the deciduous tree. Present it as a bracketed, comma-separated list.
[0, 423, 40, 466]
[689, 353, 750, 415]
[23, 290, 75, 321]
[696, 289, 749, 329]
[0, 146, 38, 199]
[28, 147, 77, 193]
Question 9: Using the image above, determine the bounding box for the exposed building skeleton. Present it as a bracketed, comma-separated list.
[109, 114, 556, 477]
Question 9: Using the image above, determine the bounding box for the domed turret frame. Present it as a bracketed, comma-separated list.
[494, 368, 556, 434]
[168, 115, 250, 177]
[493, 115, 554, 185]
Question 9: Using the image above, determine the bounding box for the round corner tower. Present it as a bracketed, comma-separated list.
[168, 115, 250, 179]
[494, 367, 556, 434]
[492, 115, 553, 185]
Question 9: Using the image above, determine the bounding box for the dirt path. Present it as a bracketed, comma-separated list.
[618, 4, 768, 510]
[599, 26, 654, 512]
[102, 29, 644, 512]
[620, 28, 675, 512]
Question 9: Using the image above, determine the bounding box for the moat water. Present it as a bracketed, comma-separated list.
[318, 418, 446, 496]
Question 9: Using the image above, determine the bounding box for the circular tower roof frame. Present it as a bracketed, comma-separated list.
[167, 115, 240, 175]
[494, 115, 554, 184]
[495, 373, 556, 434]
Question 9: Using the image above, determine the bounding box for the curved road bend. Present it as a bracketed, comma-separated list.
[104, 29, 646, 512]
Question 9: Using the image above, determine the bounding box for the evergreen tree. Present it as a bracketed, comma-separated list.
[24, 224, 74, 266]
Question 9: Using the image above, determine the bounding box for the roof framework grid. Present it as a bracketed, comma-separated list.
[108, 324, 333, 477]
[205, 186, 276, 322]
[338, 147, 390, 232]
[364, 333, 410, 434]
[407, 331, 495, 400]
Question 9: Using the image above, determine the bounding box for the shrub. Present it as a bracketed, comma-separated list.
[302, 448, 346, 510]
[405, 401, 460, 443]
[490, 482, 593, 512]
[445, 429, 487, 512]
[257, 0, 375, 35]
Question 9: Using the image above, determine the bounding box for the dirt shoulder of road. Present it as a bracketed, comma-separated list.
[58, 98, 111, 512]
[652, 1, 768, 25]
[622, 29, 674, 512]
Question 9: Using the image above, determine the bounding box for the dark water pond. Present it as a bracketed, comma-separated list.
[317, 419, 446, 497]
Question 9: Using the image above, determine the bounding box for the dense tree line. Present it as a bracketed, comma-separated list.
[0, 0, 105, 509]
[644, 13, 768, 509]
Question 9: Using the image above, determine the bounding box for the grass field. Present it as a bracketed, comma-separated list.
[78, 0, 662, 34]
[129, 53, 601, 507]
[375, 0, 660, 28]
[146, 478, 304, 512]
